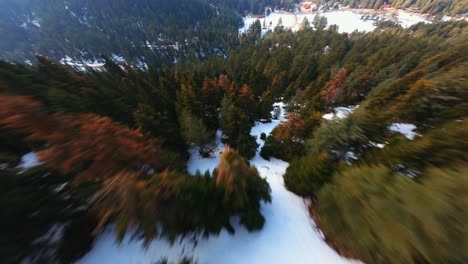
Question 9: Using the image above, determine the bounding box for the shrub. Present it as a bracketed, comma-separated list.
[284, 155, 336, 196]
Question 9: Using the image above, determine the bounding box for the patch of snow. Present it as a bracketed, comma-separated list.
[240, 8, 437, 35]
[34, 223, 67, 244]
[54, 182, 69, 193]
[389, 123, 418, 140]
[396, 10, 431, 28]
[187, 130, 225, 175]
[60, 56, 105, 71]
[17, 152, 42, 169]
[78, 102, 361, 264]
[393, 164, 419, 179]
[135, 59, 148, 71]
[321, 11, 376, 33]
[345, 151, 358, 163]
[251, 102, 287, 148]
[112, 54, 126, 63]
[369, 141, 386, 149]
[240, 10, 377, 35]
[322, 105, 359, 120]
[31, 19, 40, 27]
[322, 113, 335, 120]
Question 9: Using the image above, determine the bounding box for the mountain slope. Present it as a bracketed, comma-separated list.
[0, 0, 241, 66]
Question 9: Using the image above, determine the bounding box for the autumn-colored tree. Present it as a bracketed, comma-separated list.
[218, 74, 238, 98]
[0, 95, 162, 183]
[0, 95, 165, 233]
[237, 84, 257, 117]
[321, 68, 347, 105]
[273, 112, 305, 143]
[261, 112, 306, 161]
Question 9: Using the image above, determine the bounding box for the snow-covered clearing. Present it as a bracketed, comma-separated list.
[240, 10, 376, 34]
[389, 123, 418, 140]
[77, 102, 360, 264]
[396, 10, 431, 28]
[240, 9, 432, 34]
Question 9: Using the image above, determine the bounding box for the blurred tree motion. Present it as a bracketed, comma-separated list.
[0, 5, 466, 263]
[317, 165, 468, 263]
[0, 95, 270, 262]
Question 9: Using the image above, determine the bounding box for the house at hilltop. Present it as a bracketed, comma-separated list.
[380, 3, 392, 10]
[299, 1, 317, 12]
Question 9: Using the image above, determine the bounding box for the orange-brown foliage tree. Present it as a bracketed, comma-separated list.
[0, 95, 162, 184]
[321, 68, 347, 104]
[0, 95, 167, 231]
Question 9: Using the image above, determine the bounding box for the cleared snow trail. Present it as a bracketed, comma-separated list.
[77, 102, 360, 264]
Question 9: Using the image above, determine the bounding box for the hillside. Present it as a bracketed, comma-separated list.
[0, 0, 241, 66]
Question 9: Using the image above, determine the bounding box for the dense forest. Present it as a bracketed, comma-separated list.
[0, 0, 467, 263]
[3, 0, 465, 66]
[0, 0, 242, 65]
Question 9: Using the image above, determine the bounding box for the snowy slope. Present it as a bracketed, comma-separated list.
[77, 102, 360, 264]
[241, 9, 431, 34]
[240, 10, 377, 34]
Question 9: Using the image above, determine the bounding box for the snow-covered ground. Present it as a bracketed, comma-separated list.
[17, 152, 42, 170]
[321, 11, 376, 32]
[389, 123, 418, 140]
[77, 102, 361, 264]
[59, 55, 105, 71]
[396, 11, 431, 28]
[322, 105, 359, 120]
[240, 9, 432, 34]
[240, 10, 376, 34]
[186, 130, 225, 175]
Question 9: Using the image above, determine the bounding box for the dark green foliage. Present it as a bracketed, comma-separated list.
[0, 0, 242, 65]
[261, 132, 306, 161]
[220, 102, 258, 159]
[212, 0, 298, 14]
[317, 165, 468, 263]
[123, 148, 270, 244]
[0, 165, 65, 263]
[213, 147, 271, 230]
[0, 161, 96, 264]
[57, 213, 97, 264]
[307, 111, 386, 159]
[179, 110, 215, 156]
[362, 120, 468, 171]
[284, 155, 336, 196]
